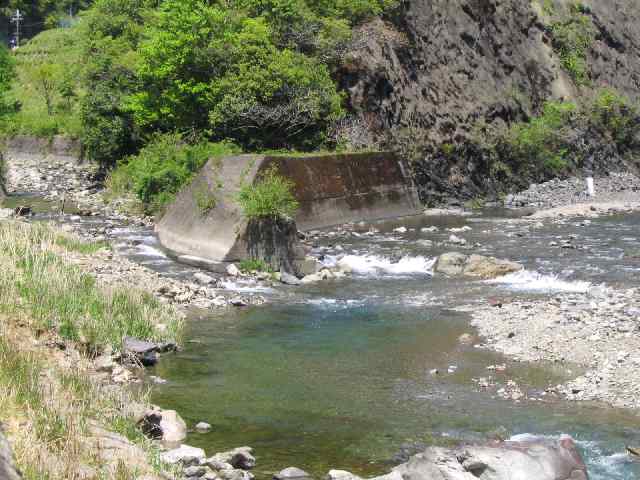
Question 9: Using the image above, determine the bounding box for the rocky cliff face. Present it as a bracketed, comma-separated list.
[339, 0, 640, 202]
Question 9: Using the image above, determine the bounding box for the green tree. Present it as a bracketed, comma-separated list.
[129, 0, 344, 150]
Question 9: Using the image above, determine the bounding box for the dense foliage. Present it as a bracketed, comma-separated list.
[108, 133, 239, 213]
[549, 4, 595, 85]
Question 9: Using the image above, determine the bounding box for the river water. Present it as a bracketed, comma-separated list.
[148, 211, 640, 480]
[6, 196, 640, 479]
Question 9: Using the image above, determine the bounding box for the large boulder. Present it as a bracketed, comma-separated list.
[138, 407, 187, 444]
[433, 252, 468, 276]
[462, 254, 523, 279]
[434, 253, 522, 279]
[369, 436, 587, 480]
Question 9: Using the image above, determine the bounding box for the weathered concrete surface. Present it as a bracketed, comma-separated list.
[156, 152, 420, 267]
[5, 135, 81, 164]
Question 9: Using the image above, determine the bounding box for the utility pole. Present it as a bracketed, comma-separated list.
[10, 9, 23, 48]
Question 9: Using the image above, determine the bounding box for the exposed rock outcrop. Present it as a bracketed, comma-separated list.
[339, 0, 640, 202]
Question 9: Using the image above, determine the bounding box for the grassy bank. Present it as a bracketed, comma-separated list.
[0, 220, 183, 479]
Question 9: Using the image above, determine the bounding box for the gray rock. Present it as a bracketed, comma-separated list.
[0, 427, 21, 480]
[280, 272, 302, 285]
[185, 465, 207, 477]
[218, 469, 255, 480]
[138, 408, 187, 444]
[275, 467, 311, 480]
[433, 252, 468, 276]
[195, 422, 212, 433]
[195, 272, 215, 285]
[229, 297, 248, 307]
[325, 470, 361, 480]
[160, 444, 206, 466]
[297, 257, 321, 276]
[369, 435, 587, 480]
[227, 264, 241, 277]
[434, 253, 522, 279]
[207, 447, 256, 470]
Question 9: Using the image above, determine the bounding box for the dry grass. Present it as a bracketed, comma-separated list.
[0, 220, 184, 479]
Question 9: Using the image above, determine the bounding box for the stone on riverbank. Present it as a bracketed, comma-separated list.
[0, 427, 21, 480]
[207, 446, 256, 470]
[434, 253, 522, 279]
[332, 435, 586, 480]
[138, 407, 187, 444]
[275, 467, 312, 480]
[160, 444, 206, 465]
[195, 422, 212, 433]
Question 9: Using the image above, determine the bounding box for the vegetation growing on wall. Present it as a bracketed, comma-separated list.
[237, 164, 299, 220]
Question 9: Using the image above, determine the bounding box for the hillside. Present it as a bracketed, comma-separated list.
[2, 0, 640, 208]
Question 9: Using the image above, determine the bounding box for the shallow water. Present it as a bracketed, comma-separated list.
[149, 211, 640, 479]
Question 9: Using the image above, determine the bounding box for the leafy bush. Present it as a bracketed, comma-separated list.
[502, 101, 576, 173]
[550, 6, 595, 85]
[239, 258, 272, 273]
[0, 46, 14, 115]
[110, 133, 239, 213]
[237, 164, 299, 219]
[588, 88, 639, 148]
[128, 0, 344, 150]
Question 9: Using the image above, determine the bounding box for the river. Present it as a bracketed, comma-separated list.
[6, 196, 640, 479]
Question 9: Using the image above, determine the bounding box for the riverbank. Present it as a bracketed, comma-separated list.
[464, 284, 640, 410]
[0, 220, 182, 479]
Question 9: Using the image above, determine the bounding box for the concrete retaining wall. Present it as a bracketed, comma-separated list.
[156, 152, 421, 266]
[5, 135, 82, 164]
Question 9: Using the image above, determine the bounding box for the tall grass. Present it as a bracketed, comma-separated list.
[0, 220, 184, 478]
[0, 221, 181, 352]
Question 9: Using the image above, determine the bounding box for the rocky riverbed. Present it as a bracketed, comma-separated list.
[505, 172, 640, 211]
[464, 285, 640, 410]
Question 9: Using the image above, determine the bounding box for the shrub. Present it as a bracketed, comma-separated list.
[129, 0, 344, 150]
[109, 133, 239, 213]
[237, 164, 299, 220]
[502, 101, 576, 174]
[588, 88, 639, 149]
[550, 6, 595, 85]
[239, 258, 272, 273]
